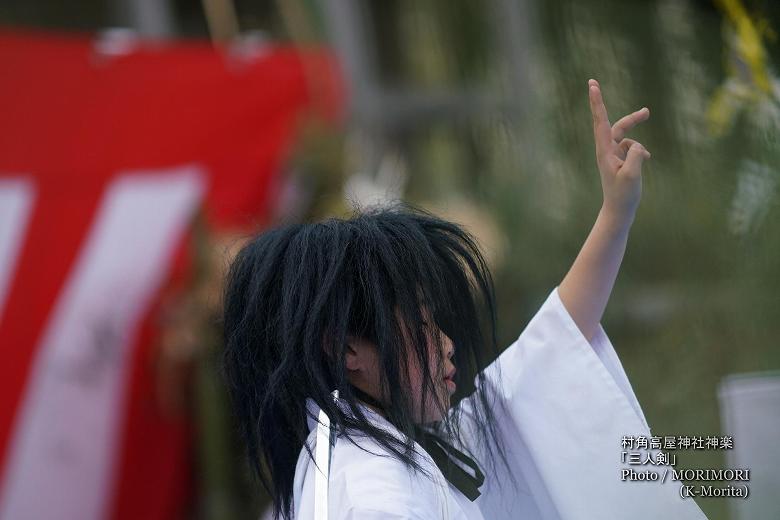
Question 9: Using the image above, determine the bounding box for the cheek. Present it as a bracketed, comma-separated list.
[405, 349, 442, 391]
[406, 353, 449, 423]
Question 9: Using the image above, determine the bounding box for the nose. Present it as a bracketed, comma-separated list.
[443, 334, 454, 360]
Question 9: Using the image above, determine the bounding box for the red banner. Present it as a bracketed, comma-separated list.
[0, 29, 342, 520]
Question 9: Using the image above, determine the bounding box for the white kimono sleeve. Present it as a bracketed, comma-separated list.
[454, 286, 708, 520]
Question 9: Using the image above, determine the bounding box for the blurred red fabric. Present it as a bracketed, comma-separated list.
[0, 29, 343, 520]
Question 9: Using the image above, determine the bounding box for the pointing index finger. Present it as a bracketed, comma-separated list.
[588, 79, 612, 154]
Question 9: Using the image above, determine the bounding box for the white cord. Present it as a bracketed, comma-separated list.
[313, 390, 338, 520]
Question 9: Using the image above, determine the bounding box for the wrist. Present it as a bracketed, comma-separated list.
[598, 203, 635, 233]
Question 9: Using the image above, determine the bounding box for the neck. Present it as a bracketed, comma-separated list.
[348, 383, 388, 419]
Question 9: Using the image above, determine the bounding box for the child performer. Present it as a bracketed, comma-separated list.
[222, 79, 708, 519]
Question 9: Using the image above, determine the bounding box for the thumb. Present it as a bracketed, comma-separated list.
[622, 142, 651, 174]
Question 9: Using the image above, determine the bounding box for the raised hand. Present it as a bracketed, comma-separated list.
[588, 78, 651, 220]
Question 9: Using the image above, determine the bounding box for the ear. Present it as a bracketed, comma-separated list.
[321, 335, 334, 358]
[344, 336, 361, 371]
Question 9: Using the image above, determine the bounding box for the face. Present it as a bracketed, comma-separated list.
[345, 306, 457, 424]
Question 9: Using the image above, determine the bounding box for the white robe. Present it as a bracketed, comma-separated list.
[291, 286, 709, 519]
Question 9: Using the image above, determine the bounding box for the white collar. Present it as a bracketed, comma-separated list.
[304, 395, 396, 434]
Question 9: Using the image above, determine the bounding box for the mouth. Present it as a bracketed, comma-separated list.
[443, 367, 456, 393]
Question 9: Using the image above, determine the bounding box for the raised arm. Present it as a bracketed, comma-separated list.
[453, 84, 709, 518]
[558, 79, 652, 342]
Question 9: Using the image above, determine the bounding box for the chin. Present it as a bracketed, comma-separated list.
[420, 398, 451, 424]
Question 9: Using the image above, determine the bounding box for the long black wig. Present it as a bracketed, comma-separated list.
[221, 201, 514, 519]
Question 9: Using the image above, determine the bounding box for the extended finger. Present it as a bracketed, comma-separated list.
[612, 107, 650, 142]
[588, 80, 613, 155]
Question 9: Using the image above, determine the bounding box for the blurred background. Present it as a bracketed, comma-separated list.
[0, 0, 778, 519]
